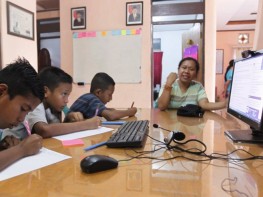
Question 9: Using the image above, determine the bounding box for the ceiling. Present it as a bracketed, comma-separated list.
[36, 0, 259, 31]
[37, 0, 59, 11]
[216, 0, 258, 31]
[153, 0, 259, 31]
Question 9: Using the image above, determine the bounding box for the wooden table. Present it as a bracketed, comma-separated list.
[1, 109, 263, 197]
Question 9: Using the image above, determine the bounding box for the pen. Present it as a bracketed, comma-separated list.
[24, 120, 31, 136]
[131, 102, 134, 108]
[84, 141, 107, 151]
[102, 121, 126, 125]
[94, 103, 100, 116]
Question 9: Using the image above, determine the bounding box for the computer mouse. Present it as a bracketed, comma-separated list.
[80, 154, 118, 173]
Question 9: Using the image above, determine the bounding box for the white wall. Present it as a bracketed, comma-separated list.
[205, 0, 216, 101]
[254, 0, 263, 50]
[60, 0, 152, 108]
[0, 0, 37, 69]
[153, 30, 184, 85]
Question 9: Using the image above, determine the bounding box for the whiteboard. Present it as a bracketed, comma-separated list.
[72, 29, 142, 83]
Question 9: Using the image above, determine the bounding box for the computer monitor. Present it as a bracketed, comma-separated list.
[225, 53, 263, 143]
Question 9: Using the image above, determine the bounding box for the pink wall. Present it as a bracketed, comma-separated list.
[0, 0, 37, 69]
[60, 0, 152, 108]
[216, 30, 255, 100]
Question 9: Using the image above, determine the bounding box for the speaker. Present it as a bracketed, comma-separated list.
[164, 130, 185, 145]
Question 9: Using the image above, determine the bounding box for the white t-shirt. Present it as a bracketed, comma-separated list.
[27, 103, 60, 131]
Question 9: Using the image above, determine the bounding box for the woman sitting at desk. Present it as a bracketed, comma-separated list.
[157, 57, 227, 111]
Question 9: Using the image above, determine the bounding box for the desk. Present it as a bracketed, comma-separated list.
[1, 109, 263, 196]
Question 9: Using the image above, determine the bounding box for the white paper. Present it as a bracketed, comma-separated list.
[53, 126, 114, 141]
[0, 148, 71, 181]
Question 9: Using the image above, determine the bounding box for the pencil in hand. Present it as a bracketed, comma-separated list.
[94, 104, 100, 116]
[24, 120, 31, 136]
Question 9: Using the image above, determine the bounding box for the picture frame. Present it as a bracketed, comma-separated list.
[6, 1, 34, 40]
[216, 49, 224, 74]
[71, 7, 86, 30]
[126, 2, 143, 26]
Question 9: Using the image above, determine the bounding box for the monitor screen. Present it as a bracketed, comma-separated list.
[225, 53, 263, 143]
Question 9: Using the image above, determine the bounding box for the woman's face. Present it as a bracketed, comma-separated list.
[178, 60, 197, 83]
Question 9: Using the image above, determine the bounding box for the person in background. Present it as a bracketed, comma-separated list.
[0, 58, 44, 171]
[157, 57, 227, 111]
[128, 6, 141, 22]
[221, 59, 234, 98]
[69, 72, 137, 121]
[38, 48, 51, 72]
[73, 11, 84, 26]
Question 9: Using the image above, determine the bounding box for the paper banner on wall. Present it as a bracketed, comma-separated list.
[72, 29, 141, 39]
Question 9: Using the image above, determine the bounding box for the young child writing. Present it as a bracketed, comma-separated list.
[4, 67, 101, 139]
[0, 58, 44, 171]
[69, 72, 137, 121]
[26, 67, 101, 138]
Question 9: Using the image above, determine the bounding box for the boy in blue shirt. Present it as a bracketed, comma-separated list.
[69, 72, 137, 120]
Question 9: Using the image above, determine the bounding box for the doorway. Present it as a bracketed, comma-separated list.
[37, 18, 60, 71]
[152, 0, 205, 107]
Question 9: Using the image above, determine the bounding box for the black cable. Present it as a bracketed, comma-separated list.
[221, 177, 250, 197]
[118, 134, 263, 164]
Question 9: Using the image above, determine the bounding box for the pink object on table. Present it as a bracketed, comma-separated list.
[62, 139, 84, 147]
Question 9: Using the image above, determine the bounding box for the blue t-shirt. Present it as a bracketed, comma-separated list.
[69, 93, 106, 119]
[226, 69, 233, 93]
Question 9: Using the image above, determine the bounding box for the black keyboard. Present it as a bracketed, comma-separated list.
[106, 120, 149, 148]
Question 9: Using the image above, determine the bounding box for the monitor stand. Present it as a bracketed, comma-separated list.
[224, 129, 263, 144]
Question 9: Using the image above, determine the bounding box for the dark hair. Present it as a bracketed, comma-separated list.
[224, 59, 234, 82]
[39, 66, 73, 91]
[178, 57, 200, 73]
[0, 57, 44, 100]
[77, 11, 82, 16]
[90, 72, 115, 93]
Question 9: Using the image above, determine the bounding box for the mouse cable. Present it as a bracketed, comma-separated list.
[118, 144, 168, 162]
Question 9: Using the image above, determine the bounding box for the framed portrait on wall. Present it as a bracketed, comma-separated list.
[71, 7, 86, 30]
[6, 1, 34, 40]
[126, 2, 143, 26]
